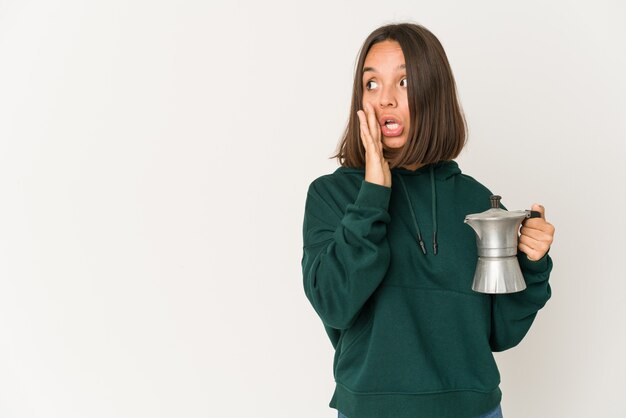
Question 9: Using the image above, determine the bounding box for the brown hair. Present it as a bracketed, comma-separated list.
[331, 22, 468, 169]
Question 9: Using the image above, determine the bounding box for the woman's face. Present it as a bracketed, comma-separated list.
[361, 40, 410, 149]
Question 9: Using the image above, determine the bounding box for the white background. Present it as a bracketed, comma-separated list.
[1, 0, 625, 417]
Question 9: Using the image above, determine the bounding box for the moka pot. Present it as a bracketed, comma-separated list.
[464, 195, 541, 294]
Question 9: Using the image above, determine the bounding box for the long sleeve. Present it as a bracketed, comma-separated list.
[301, 178, 392, 332]
[489, 249, 553, 352]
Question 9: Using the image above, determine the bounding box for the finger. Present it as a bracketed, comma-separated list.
[362, 104, 379, 155]
[519, 234, 551, 254]
[532, 203, 545, 219]
[518, 242, 544, 261]
[365, 102, 381, 145]
[519, 226, 554, 245]
[370, 103, 384, 155]
[356, 111, 366, 147]
[357, 110, 373, 149]
[520, 219, 555, 235]
[519, 231, 553, 250]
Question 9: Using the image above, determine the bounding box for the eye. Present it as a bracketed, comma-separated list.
[365, 80, 378, 90]
[400, 78, 408, 87]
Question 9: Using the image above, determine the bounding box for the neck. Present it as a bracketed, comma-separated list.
[400, 163, 425, 171]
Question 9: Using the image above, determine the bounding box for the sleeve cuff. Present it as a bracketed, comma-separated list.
[518, 249, 550, 273]
[354, 180, 392, 210]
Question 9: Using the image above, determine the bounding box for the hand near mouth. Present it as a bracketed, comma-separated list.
[357, 102, 392, 188]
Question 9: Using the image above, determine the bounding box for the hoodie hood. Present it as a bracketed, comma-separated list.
[335, 160, 462, 256]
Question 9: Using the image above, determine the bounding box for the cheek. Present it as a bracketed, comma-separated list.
[362, 91, 376, 107]
[402, 104, 411, 125]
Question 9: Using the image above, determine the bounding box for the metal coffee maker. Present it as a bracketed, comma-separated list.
[464, 195, 541, 294]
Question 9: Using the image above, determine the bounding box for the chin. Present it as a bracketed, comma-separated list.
[382, 136, 407, 148]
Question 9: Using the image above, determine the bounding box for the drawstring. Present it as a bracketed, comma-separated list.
[430, 165, 438, 255]
[397, 174, 427, 254]
[396, 165, 438, 256]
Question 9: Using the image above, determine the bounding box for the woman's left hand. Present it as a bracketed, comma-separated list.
[518, 204, 555, 261]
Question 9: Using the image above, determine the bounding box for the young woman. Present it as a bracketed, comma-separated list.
[301, 23, 555, 418]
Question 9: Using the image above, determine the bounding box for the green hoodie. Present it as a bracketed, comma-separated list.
[301, 160, 552, 418]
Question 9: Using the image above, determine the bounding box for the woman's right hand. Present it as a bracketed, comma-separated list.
[357, 102, 392, 188]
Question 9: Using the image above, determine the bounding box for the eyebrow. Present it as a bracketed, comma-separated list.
[362, 64, 406, 74]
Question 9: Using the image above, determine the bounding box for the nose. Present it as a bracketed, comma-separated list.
[378, 86, 397, 108]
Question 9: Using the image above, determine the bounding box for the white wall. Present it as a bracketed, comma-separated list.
[0, 0, 624, 417]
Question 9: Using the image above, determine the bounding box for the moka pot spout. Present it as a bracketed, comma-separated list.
[463, 217, 482, 240]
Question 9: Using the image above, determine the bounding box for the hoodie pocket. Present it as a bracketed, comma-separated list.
[332, 301, 375, 379]
[335, 285, 500, 394]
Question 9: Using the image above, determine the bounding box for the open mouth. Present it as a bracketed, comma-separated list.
[380, 117, 403, 137]
[384, 119, 399, 129]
